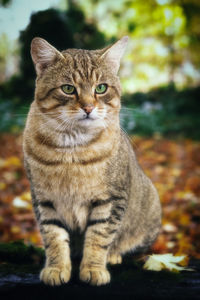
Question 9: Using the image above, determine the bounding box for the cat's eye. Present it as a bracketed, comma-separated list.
[95, 84, 107, 94]
[62, 84, 75, 94]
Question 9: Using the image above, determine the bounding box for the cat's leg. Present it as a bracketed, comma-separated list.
[107, 217, 161, 259]
[24, 161, 71, 286]
[108, 185, 161, 258]
[80, 196, 126, 285]
[31, 191, 71, 286]
[39, 220, 71, 286]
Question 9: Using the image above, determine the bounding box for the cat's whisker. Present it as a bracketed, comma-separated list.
[54, 119, 73, 133]
[131, 136, 141, 152]
[29, 116, 75, 140]
[121, 106, 137, 110]
[12, 114, 29, 117]
[120, 107, 143, 113]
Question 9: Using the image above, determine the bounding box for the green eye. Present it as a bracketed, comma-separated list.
[95, 84, 107, 94]
[62, 84, 75, 94]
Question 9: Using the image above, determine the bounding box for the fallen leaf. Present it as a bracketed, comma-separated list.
[163, 223, 177, 233]
[3, 156, 22, 168]
[20, 192, 31, 201]
[10, 225, 21, 233]
[0, 182, 6, 190]
[13, 196, 30, 208]
[143, 254, 194, 272]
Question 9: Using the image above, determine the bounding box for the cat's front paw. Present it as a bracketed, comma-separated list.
[40, 266, 71, 286]
[80, 266, 110, 286]
[107, 253, 122, 265]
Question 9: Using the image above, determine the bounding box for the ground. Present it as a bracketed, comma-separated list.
[0, 241, 200, 300]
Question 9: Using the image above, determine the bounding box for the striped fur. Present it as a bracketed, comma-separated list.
[23, 37, 161, 286]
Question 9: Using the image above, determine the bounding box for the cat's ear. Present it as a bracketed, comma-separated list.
[100, 36, 129, 74]
[31, 37, 64, 76]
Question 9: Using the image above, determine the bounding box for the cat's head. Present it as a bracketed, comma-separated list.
[31, 36, 128, 132]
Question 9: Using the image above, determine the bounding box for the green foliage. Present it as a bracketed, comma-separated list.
[0, 240, 44, 276]
[0, 1, 199, 140]
[0, 0, 11, 7]
[78, 0, 200, 91]
[0, 96, 28, 132]
[121, 85, 200, 139]
[0, 240, 44, 264]
[0, 4, 107, 103]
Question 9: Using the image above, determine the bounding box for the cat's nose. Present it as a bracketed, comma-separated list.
[83, 105, 94, 115]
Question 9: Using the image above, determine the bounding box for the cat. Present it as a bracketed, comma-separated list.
[23, 36, 161, 286]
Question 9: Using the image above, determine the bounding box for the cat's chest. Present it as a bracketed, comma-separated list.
[40, 162, 106, 201]
[43, 164, 107, 231]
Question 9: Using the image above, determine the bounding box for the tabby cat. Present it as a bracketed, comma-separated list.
[23, 36, 161, 286]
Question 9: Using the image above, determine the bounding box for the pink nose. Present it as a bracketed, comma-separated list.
[83, 105, 94, 114]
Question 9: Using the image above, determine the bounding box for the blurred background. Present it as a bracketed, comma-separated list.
[0, 0, 200, 260]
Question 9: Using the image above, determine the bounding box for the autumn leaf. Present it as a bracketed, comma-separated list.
[0, 156, 22, 168]
[12, 193, 32, 209]
[143, 254, 194, 272]
[1, 134, 200, 256]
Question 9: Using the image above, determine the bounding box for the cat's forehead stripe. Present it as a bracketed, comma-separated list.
[63, 49, 100, 82]
[74, 53, 94, 81]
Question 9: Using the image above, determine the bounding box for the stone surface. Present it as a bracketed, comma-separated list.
[0, 257, 200, 300]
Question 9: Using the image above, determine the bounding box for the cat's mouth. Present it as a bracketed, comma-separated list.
[77, 115, 105, 129]
[79, 114, 95, 121]
[76, 110, 105, 128]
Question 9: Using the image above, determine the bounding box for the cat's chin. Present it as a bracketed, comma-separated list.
[78, 118, 106, 129]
